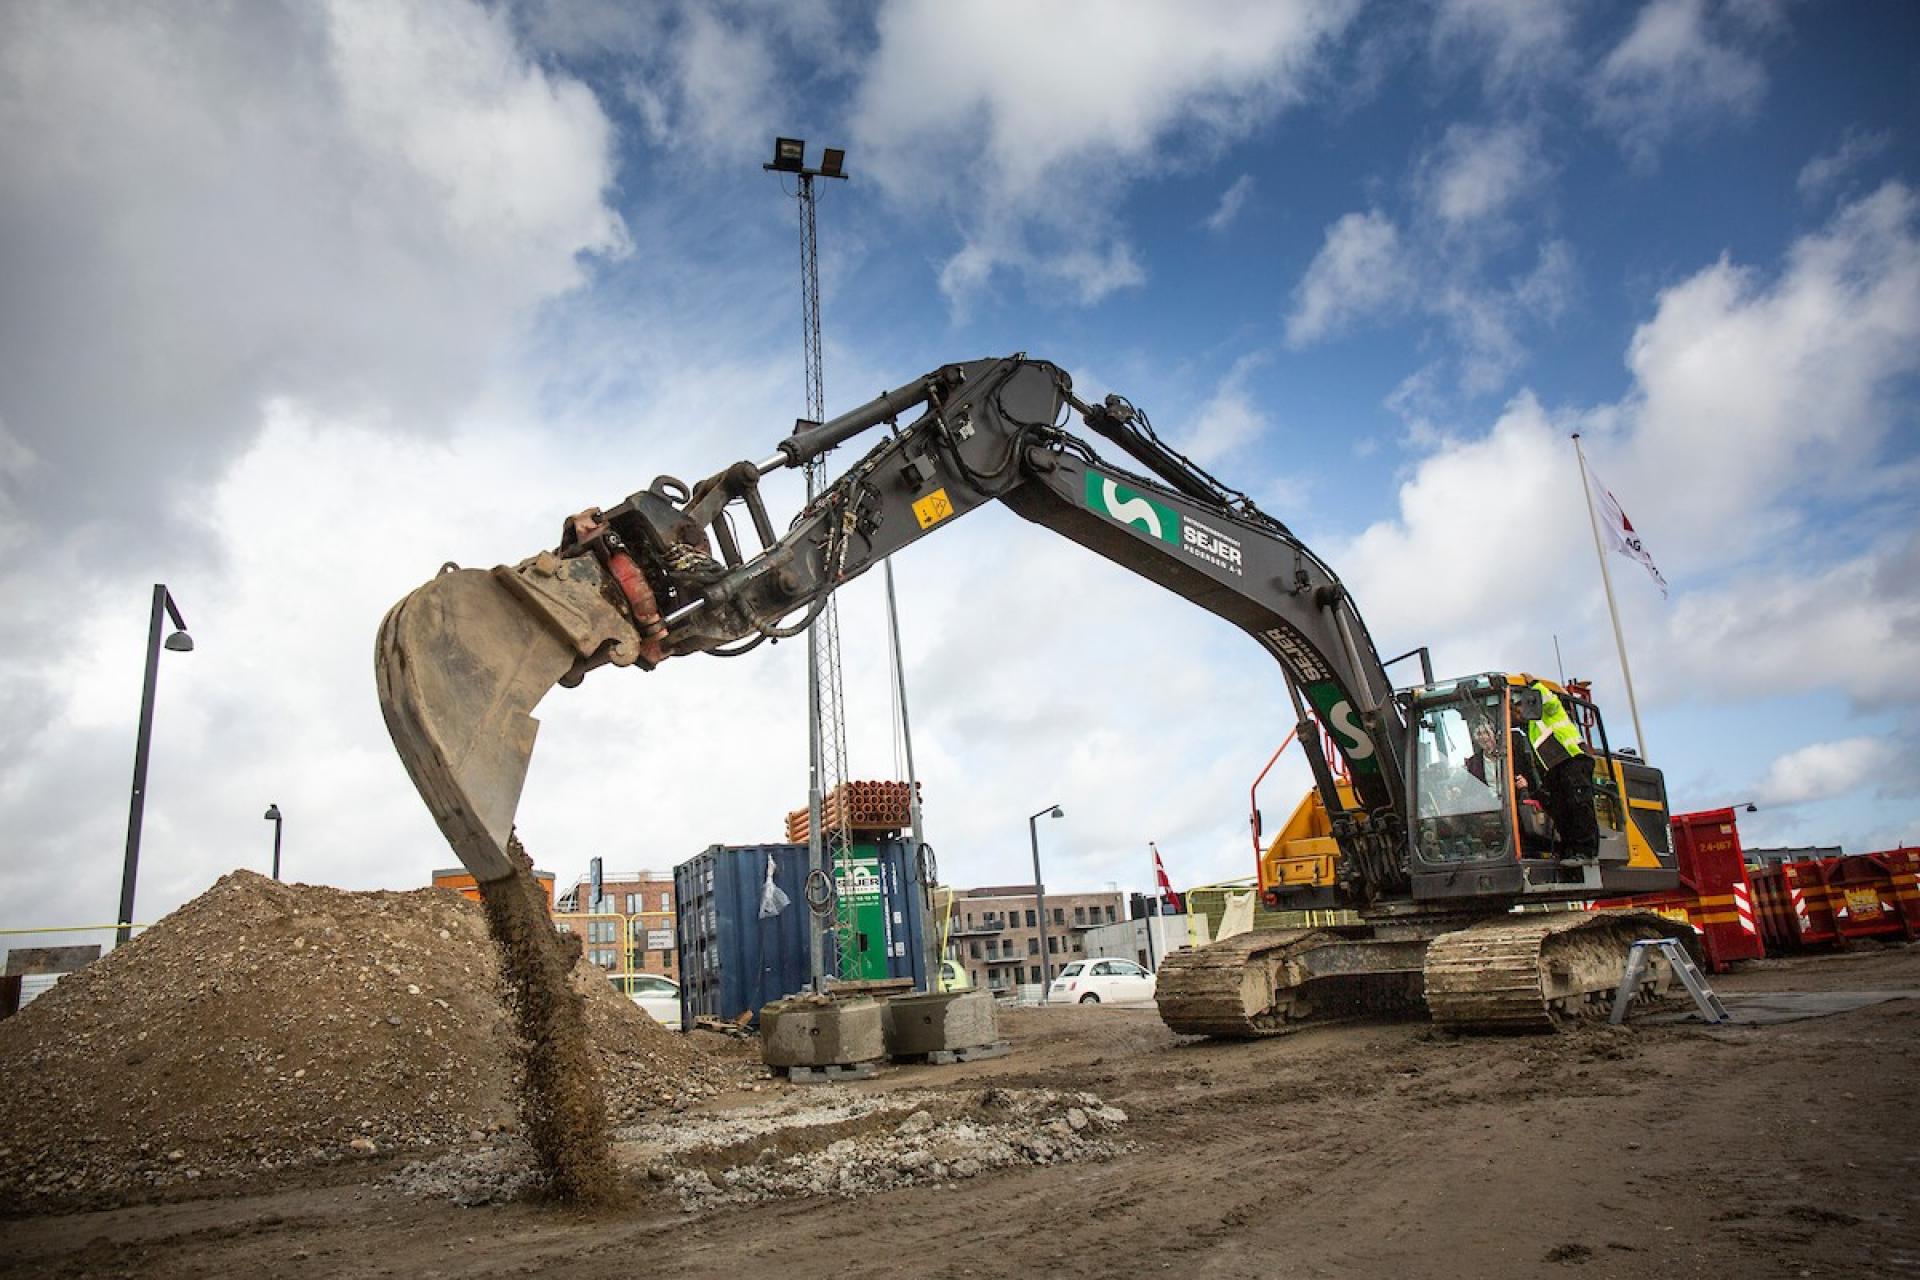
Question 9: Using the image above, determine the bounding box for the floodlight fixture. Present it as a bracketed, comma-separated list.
[769, 136, 806, 172]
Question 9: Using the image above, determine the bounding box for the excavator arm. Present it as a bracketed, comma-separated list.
[377, 355, 1410, 897]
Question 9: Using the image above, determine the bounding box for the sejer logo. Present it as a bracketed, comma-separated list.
[1085, 472, 1178, 543]
[1085, 470, 1244, 574]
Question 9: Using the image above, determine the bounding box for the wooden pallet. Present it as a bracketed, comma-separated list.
[780, 1060, 881, 1084]
[924, 1040, 1011, 1066]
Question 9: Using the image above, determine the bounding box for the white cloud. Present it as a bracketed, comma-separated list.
[1178, 355, 1272, 468]
[1797, 125, 1894, 202]
[1590, 0, 1771, 167]
[1418, 122, 1546, 228]
[1285, 210, 1408, 345]
[1616, 182, 1920, 558]
[850, 0, 1361, 308]
[1430, 0, 1577, 91]
[1652, 540, 1920, 707]
[1292, 207, 1572, 394]
[0, 0, 627, 538]
[1754, 737, 1889, 807]
[1204, 174, 1256, 234]
[1331, 184, 1920, 804]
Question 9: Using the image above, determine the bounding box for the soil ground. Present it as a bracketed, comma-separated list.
[4, 944, 1917, 1279]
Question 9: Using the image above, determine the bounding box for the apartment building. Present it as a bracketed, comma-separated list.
[555, 869, 679, 980]
[942, 884, 1125, 995]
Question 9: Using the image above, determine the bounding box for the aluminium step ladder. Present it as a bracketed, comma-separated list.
[1609, 938, 1733, 1025]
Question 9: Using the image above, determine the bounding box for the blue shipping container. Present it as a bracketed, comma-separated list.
[674, 840, 930, 1027]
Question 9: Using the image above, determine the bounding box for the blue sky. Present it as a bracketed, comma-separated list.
[1, 0, 1916, 940]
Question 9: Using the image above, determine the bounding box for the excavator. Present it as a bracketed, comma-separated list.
[376, 354, 1689, 1038]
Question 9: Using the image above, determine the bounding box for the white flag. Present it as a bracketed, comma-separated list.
[1585, 463, 1668, 598]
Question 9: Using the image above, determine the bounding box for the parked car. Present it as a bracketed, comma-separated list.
[937, 959, 971, 992]
[1048, 958, 1156, 1005]
[609, 972, 683, 1030]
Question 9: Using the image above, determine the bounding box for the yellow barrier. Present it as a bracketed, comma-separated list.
[0, 925, 146, 936]
[551, 910, 677, 982]
[1181, 879, 1360, 947]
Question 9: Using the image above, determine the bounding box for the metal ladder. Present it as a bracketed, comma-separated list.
[1610, 938, 1733, 1025]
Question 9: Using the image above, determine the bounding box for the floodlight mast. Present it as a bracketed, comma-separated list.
[765, 138, 852, 991]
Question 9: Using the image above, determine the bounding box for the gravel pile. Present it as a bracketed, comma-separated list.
[0, 871, 746, 1208]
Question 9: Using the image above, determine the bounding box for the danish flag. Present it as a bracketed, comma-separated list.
[1151, 842, 1183, 913]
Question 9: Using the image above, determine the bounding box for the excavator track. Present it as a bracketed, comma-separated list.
[1156, 928, 1428, 1038]
[1156, 930, 1323, 1038]
[1424, 909, 1695, 1032]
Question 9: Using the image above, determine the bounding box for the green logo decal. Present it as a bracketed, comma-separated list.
[1085, 471, 1180, 544]
[1305, 681, 1382, 775]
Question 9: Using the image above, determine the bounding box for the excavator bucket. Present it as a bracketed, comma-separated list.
[375, 553, 647, 883]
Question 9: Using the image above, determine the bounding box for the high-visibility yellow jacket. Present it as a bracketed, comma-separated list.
[1524, 681, 1587, 773]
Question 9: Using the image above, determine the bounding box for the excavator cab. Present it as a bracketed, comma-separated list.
[1403, 674, 1677, 903]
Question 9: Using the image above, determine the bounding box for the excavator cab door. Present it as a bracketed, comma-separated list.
[1405, 679, 1521, 878]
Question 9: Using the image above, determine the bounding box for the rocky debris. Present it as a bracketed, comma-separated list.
[630, 1087, 1127, 1209]
[388, 1085, 1128, 1209]
[0, 871, 751, 1209]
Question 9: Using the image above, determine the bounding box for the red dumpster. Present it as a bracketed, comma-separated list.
[1820, 851, 1918, 943]
[1598, 808, 1766, 972]
[1750, 859, 1837, 952]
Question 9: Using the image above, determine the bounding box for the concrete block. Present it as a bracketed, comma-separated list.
[759, 995, 885, 1068]
[883, 990, 999, 1057]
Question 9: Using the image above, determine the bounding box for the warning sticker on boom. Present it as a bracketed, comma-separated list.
[913, 488, 955, 529]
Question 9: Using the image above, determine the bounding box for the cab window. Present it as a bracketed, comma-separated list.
[1412, 687, 1514, 865]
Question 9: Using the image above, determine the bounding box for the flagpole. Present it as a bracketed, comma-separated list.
[1572, 433, 1648, 758]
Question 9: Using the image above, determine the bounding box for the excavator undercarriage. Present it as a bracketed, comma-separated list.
[1155, 909, 1697, 1037]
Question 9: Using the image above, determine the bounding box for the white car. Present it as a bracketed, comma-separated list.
[611, 973, 683, 1030]
[1049, 958, 1157, 1005]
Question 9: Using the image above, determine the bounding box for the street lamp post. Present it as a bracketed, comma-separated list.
[116, 584, 192, 949]
[264, 804, 283, 880]
[1028, 803, 1064, 1002]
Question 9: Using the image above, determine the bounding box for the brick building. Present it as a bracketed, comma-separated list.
[555, 869, 678, 980]
[942, 884, 1126, 994]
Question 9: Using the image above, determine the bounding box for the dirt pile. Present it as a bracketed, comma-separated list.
[0, 870, 744, 1208]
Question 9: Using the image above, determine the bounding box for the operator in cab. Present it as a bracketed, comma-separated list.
[1514, 682, 1599, 863]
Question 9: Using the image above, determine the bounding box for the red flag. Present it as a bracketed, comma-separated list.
[1151, 842, 1183, 913]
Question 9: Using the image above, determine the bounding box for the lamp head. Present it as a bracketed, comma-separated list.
[264, 804, 280, 821]
[770, 136, 805, 171]
[1049, 806, 1064, 820]
[1744, 803, 1758, 813]
[164, 631, 193, 652]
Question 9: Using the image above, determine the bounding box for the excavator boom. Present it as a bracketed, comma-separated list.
[376, 354, 1406, 889]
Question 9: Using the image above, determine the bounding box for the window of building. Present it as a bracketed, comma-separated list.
[1053, 907, 1065, 925]
[659, 949, 673, 968]
[1074, 905, 1086, 925]
[1027, 937, 1038, 955]
[970, 941, 982, 960]
[1030, 966, 1042, 984]
[1047, 936, 1058, 954]
[1025, 909, 1036, 927]
[1106, 905, 1117, 923]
